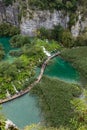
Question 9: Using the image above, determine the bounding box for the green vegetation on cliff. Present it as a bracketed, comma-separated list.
[0, 23, 20, 37]
[28, 0, 77, 11]
[3, 0, 14, 6]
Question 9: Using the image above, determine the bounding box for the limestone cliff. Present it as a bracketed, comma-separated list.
[0, 1, 19, 26]
[0, 0, 87, 37]
[20, 10, 69, 36]
[20, 10, 87, 37]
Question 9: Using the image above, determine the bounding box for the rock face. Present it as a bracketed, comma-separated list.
[5, 119, 18, 130]
[21, 10, 87, 37]
[0, 1, 87, 37]
[20, 10, 69, 36]
[0, 1, 19, 26]
[71, 13, 87, 37]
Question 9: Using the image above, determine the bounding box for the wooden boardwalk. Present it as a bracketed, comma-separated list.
[0, 51, 60, 104]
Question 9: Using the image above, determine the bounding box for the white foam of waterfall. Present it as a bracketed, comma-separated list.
[12, 83, 19, 93]
[6, 90, 11, 98]
[42, 46, 51, 57]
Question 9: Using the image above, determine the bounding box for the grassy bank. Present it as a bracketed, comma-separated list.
[61, 47, 87, 80]
[30, 76, 81, 129]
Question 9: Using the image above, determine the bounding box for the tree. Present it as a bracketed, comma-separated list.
[51, 25, 64, 42]
[61, 30, 74, 47]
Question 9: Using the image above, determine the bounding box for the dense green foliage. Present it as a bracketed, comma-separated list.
[3, 0, 14, 6]
[37, 25, 64, 42]
[30, 76, 81, 129]
[25, 93, 87, 130]
[37, 26, 74, 48]
[0, 46, 45, 99]
[0, 44, 5, 60]
[0, 34, 61, 99]
[10, 35, 61, 52]
[71, 98, 87, 130]
[0, 23, 20, 37]
[61, 47, 87, 79]
[61, 30, 74, 48]
[0, 35, 61, 98]
[10, 35, 31, 47]
[24, 124, 69, 130]
[74, 31, 87, 47]
[0, 60, 34, 98]
[28, 0, 77, 11]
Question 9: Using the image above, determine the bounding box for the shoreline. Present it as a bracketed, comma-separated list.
[0, 51, 60, 104]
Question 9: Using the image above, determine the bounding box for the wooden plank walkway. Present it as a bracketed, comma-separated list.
[0, 51, 60, 104]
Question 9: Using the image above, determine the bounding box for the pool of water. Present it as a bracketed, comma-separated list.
[0, 37, 80, 129]
[2, 94, 41, 129]
[44, 57, 80, 83]
[0, 37, 18, 63]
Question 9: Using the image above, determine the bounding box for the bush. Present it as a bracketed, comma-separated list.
[51, 25, 64, 42]
[9, 50, 23, 57]
[61, 30, 74, 48]
[0, 23, 20, 37]
[28, 0, 78, 12]
[10, 35, 31, 47]
[37, 25, 64, 43]
[37, 27, 51, 40]
[3, 0, 14, 6]
[74, 33, 87, 46]
[0, 44, 5, 60]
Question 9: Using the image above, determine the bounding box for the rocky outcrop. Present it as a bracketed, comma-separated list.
[20, 10, 87, 37]
[5, 119, 18, 130]
[0, 1, 19, 26]
[20, 10, 69, 36]
[0, 1, 87, 37]
[71, 13, 87, 37]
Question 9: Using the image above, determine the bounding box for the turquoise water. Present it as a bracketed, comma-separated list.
[2, 94, 41, 129]
[1, 37, 80, 129]
[0, 37, 18, 63]
[0, 37, 12, 53]
[44, 57, 80, 83]
[0, 37, 42, 129]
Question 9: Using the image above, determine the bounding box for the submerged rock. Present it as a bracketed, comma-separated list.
[5, 119, 18, 130]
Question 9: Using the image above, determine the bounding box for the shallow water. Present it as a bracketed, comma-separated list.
[0, 37, 18, 63]
[1, 37, 80, 129]
[2, 94, 41, 129]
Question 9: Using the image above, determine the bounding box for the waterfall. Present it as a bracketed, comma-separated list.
[12, 82, 19, 93]
[6, 90, 11, 98]
[42, 46, 51, 57]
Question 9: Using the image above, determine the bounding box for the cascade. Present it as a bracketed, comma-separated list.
[42, 46, 51, 57]
[12, 82, 19, 93]
[6, 90, 11, 98]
